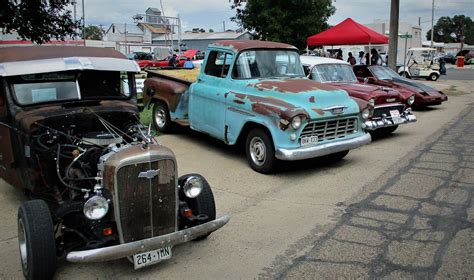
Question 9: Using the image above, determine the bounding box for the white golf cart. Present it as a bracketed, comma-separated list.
[398, 47, 440, 81]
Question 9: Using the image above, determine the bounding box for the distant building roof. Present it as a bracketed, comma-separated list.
[422, 41, 445, 47]
[152, 31, 251, 41]
[146, 7, 161, 15]
[106, 23, 144, 35]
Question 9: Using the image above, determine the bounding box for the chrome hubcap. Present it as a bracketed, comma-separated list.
[154, 107, 166, 128]
[250, 137, 266, 166]
[18, 218, 27, 270]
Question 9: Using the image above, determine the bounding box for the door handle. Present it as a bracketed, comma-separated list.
[197, 78, 203, 82]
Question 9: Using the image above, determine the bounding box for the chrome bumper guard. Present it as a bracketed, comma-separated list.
[66, 215, 230, 263]
[365, 110, 417, 131]
[275, 133, 371, 161]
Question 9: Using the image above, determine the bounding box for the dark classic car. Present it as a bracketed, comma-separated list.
[300, 56, 416, 135]
[353, 65, 448, 107]
[0, 46, 229, 279]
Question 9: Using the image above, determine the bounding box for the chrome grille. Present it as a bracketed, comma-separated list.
[300, 117, 357, 142]
[116, 159, 177, 243]
[373, 105, 405, 118]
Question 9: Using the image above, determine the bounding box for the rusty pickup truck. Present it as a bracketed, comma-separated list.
[143, 40, 372, 173]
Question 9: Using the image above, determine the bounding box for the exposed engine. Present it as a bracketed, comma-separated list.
[31, 112, 153, 203]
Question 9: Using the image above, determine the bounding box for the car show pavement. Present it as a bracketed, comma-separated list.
[0, 79, 473, 279]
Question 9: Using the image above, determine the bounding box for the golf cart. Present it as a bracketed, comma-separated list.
[398, 47, 440, 81]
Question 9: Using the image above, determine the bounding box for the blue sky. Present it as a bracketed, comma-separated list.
[80, 0, 473, 36]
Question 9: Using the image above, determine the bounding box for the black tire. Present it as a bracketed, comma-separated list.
[401, 71, 411, 78]
[18, 200, 57, 280]
[245, 128, 276, 174]
[152, 100, 173, 133]
[323, 150, 350, 162]
[179, 174, 216, 240]
[428, 73, 439, 81]
[373, 125, 399, 137]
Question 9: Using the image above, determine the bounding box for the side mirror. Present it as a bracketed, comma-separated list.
[146, 87, 155, 97]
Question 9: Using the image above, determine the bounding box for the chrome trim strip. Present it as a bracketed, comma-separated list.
[365, 111, 417, 131]
[275, 133, 371, 161]
[66, 215, 230, 263]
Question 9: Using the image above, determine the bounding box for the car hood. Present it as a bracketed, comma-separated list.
[392, 77, 442, 96]
[329, 81, 401, 104]
[229, 77, 362, 120]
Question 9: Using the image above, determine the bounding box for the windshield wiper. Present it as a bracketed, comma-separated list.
[61, 99, 101, 107]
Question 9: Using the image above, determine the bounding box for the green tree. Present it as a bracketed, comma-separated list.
[209, 28, 214, 32]
[84, 25, 103, 40]
[0, 0, 81, 44]
[231, 0, 335, 49]
[426, 15, 474, 48]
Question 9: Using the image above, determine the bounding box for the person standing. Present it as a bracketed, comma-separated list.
[336, 50, 343, 60]
[347, 52, 356, 65]
[370, 48, 382, 65]
[358, 51, 365, 65]
[168, 54, 178, 67]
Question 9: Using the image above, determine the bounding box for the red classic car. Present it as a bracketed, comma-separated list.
[132, 49, 199, 69]
[301, 56, 416, 135]
[353, 65, 448, 107]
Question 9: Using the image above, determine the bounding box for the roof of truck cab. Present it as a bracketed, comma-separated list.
[210, 40, 297, 52]
[0, 46, 140, 76]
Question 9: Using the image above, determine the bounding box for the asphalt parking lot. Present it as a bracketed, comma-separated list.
[0, 79, 473, 279]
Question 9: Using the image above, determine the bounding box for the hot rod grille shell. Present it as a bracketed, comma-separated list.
[103, 145, 178, 245]
[373, 104, 405, 119]
[300, 116, 358, 143]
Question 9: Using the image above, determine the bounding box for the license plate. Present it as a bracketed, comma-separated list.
[133, 246, 172, 269]
[390, 110, 403, 124]
[301, 135, 318, 146]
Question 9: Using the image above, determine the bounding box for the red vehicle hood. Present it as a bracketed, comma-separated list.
[330, 81, 402, 106]
[182, 49, 198, 59]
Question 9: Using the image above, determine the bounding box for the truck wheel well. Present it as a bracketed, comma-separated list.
[236, 122, 273, 148]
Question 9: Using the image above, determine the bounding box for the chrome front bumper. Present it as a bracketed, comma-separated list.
[365, 111, 417, 131]
[66, 215, 230, 263]
[275, 133, 371, 161]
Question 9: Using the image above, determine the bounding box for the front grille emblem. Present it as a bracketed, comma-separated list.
[138, 169, 160, 179]
[322, 106, 347, 115]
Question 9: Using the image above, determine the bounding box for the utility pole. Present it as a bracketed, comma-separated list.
[431, 0, 434, 48]
[82, 0, 86, 46]
[388, 0, 399, 70]
[223, 21, 226, 32]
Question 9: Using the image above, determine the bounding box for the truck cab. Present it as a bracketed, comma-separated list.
[144, 40, 372, 173]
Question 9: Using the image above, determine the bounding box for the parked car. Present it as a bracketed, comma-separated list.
[440, 53, 456, 64]
[300, 56, 416, 135]
[0, 46, 229, 279]
[398, 47, 440, 81]
[143, 40, 372, 173]
[353, 65, 448, 107]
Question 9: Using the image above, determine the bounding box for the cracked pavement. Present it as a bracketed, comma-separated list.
[263, 105, 474, 279]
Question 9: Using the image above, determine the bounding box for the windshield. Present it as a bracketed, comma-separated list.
[232, 50, 304, 79]
[310, 64, 357, 82]
[370, 66, 400, 80]
[10, 70, 133, 106]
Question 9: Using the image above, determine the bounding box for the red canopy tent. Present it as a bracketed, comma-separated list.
[307, 18, 388, 46]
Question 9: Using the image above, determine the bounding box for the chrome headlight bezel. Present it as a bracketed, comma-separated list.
[361, 108, 371, 120]
[368, 98, 375, 107]
[182, 176, 204, 198]
[290, 115, 304, 130]
[408, 95, 415, 105]
[83, 196, 109, 220]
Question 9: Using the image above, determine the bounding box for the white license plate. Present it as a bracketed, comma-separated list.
[301, 135, 318, 146]
[133, 246, 172, 269]
[390, 110, 403, 124]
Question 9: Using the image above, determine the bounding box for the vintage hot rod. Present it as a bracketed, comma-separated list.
[0, 46, 229, 279]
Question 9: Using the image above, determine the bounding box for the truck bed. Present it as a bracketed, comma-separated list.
[146, 69, 200, 84]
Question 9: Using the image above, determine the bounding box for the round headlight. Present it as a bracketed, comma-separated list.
[368, 98, 375, 107]
[362, 108, 370, 120]
[408, 95, 415, 105]
[83, 196, 109, 220]
[291, 116, 303, 130]
[182, 176, 203, 198]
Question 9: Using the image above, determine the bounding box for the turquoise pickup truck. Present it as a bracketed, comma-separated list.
[143, 40, 371, 173]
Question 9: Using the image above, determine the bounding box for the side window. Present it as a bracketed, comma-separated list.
[204, 51, 234, 78]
